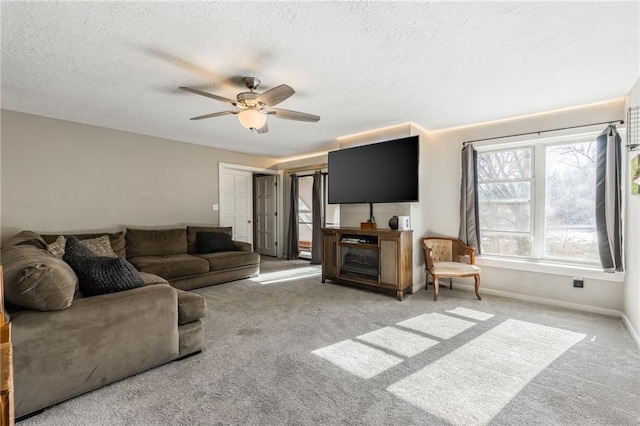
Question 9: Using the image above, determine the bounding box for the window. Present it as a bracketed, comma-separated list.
[477, 133, 603, 265]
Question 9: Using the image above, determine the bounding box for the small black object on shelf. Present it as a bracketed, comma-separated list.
[389, 216, 399, 230]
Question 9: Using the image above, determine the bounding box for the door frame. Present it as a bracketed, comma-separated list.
[219, 162, 284, 258]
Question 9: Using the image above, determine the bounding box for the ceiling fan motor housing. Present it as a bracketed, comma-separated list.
[242, 77, 261, 91]
[236, 91, 262, 109]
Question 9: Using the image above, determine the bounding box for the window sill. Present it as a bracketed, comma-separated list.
[476, 256, 624, 283]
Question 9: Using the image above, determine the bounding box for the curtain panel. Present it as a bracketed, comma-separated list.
[286, 174, 300, 260]
[595, 125, 623, 272]
[458, 144, 481, 253]
[310, 171, 323, 264]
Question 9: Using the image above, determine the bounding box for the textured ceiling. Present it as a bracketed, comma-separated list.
[1, 2, 638, 158]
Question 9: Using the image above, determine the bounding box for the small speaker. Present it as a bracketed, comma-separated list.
[397, 216, 411, 230]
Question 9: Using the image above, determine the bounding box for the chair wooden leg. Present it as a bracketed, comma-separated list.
[474, 275, 482, 300]
[449, 277, 452, 290]
[433, 275, 439, 301]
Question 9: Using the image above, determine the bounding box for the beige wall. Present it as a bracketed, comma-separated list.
[0, 110, 278, 245]
[624, 77, 640, 346]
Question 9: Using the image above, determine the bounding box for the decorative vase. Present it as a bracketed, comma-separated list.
[388, 216, 399, 230]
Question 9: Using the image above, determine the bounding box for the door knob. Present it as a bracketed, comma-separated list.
[248, 220, 252, 223]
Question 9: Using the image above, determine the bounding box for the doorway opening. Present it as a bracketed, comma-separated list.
[297, 173, 339, 260]
[219, 162, 283, 258]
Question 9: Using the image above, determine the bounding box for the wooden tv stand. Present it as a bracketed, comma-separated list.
[321, 227, 413, 300]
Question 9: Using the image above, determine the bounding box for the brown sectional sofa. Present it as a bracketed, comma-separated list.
[125, 226, 260, 290]
[2, 225, 259, 418]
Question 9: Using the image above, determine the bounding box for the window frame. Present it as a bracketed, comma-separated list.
[476, 130, 609, 267]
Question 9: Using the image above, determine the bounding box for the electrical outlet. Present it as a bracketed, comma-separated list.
[573, 277, 584, 288]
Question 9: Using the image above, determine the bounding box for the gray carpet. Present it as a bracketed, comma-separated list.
[21, 258, 640, 425]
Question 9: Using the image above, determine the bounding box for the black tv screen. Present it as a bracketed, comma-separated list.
[328, 136, 419, 204]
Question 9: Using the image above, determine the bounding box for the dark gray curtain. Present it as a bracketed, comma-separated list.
[286, 174, 299, 260]
[310, 171, 323, 264]
[595, 125, 623, 272]
[458, 144, 481, 253]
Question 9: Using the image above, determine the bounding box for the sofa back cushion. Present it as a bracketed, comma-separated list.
[41, 232, 127, 258]
[187, 226, 232, 254]
[3, 230, 47, 249]
[1, 244, 77, 311]
[126, 228, 187, 258]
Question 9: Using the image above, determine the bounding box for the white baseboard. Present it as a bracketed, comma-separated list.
[412, 279, 640, 351]
[621, 312, 640, 351]
[453, 283, 640, 350]
[454, 283, 622, 317]
[411, 280, 426, 293]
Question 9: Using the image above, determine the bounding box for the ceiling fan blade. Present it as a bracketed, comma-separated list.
[256, 84, 295, 107]
[268, 108, 320, 122]
[180, 87, 236, 105]
[190, 110, 238, 120]
[256, 122, 269, 134]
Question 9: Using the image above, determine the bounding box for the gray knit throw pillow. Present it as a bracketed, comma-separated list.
[63, 236, 144, 297]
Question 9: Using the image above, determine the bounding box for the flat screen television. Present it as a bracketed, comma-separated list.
[328, 136, 419, 204]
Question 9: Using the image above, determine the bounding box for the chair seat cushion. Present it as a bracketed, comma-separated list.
[195, 251, 260, 271]
[128, 254, 210, 279]
[433, 261, 480, 275]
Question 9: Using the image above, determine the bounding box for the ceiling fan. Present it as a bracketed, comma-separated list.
[180, 77, 320, 134]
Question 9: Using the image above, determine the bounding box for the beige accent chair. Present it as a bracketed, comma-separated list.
[421, 237, 481, 301]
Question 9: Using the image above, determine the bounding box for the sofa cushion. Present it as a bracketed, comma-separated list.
[126, 228, 187, 258]
[196, 232, 238, 254]
[138, 271, 169, 286]
[187, 226, 232, 254]
[63, 237, 144, 297]
[128, 254, 210, 280]
[41, 232, 127, 258]
[175, 289, 207, 325]
[1, 244, 77, 311]
[47, 235, 117, 259]
[195, 251, 260, 271]
[46, 236, 67, 258]
[3, 231, 48, 249]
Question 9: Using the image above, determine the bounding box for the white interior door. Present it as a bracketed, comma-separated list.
[255, 175, 277, 256]
[220, 169, 253, 244]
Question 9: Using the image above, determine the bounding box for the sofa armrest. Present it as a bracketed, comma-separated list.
[10, 284, 179, 418]
[234, 241, 252, 252]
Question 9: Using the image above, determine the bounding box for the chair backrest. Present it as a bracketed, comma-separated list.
[422, 238, 453, 262]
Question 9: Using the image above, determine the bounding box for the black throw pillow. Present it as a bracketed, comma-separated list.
[63, 236, 144, 297]
[196, 232, 238, 254]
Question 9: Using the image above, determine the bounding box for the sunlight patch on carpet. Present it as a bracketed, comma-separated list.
[252, 266, 321, 284]
[312, 340, 403, 379]
[446, 307, 495, 321]
[357, 327, 439, 358]
[397, 313, 476, 339]
[387, 319, 585, 426]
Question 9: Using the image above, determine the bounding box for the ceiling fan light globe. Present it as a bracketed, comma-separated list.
[238, 109, 267, 130]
